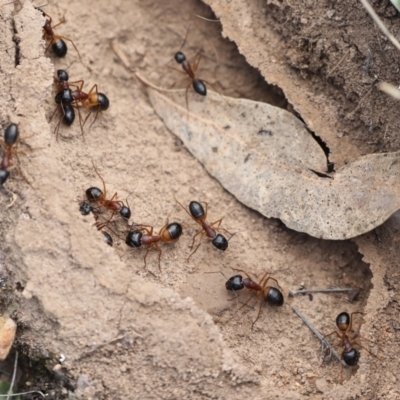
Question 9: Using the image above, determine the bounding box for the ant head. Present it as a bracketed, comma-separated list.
[86, 187, 103, 201]
[4, 124, 19, 145]
[125, 230, 142, 248]
[225, 275, 243, 291]
[174, 51, 186, 64]
[336, 312, 350, 332]
[166, 222, 183, 240]
[79, 201, 93, 216]
[189, 201, 204, 220]
[119, 206, 131, 220]
[212, 234, 228, 251]
[57, 69, 69, 82]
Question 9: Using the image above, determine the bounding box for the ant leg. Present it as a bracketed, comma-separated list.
[92, 162, 107, 199]
[72, 103, 85, 138]
[191, 50, 202, 74]
[174, 196, 201, 225]
[185, 81, 191, 112]
[130, 224, 153, 236]
[353, 341, 378, 358]
[190, 229, 204, 249]
[55, 34, 84, 65]
[258, 272, 271, 288]
[237, 292, 257, 312]
[88, 105, 101, 131]
[155, 243, 162, 271]
[231, 268, 253, 281]
[187, 232, 205, 261]
[321, 330, 340, 341]
[95, 210, 115, 231]
[49, 103, 60, 122]
[142, 247, 151, 269]
[51, 14, 66, 29]
[177, 22, 192, 53]
[251, 300, 265, 330]
[348, 312, 364, 333]
[264, 276, 283, 292]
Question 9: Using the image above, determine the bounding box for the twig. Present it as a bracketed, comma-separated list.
[6, 351, 18, 400]
[289, 287, 358, 297]
[0, 391, 47, 398]
[359, 0, 400, 52]
[292, 306, 346, 366]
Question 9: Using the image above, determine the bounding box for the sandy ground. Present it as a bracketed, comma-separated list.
[0, 0, 399, 399]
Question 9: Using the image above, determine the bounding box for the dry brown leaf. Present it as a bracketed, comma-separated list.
[136, 73, 400, 240]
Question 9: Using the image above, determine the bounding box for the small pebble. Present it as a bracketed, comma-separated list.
[0, 316, 16, 360]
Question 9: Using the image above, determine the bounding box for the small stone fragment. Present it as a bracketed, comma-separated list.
[0, 316, 17, 360]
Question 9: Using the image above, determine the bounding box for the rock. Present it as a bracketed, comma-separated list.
[0, 317, 17, 360]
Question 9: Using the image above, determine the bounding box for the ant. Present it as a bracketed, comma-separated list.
[176, 200, 233, 260]
[0, 124, 26, 186]
[225, 268, 284, 329]
[69, 83, 110, 130]
[40, 11, 83, 63]
[323, 312, 377, 367]
[51, 70, 109, 137]
[85, 164, 131, 220]
[172, 24, 212, 109]
[125, 221, 183, 270]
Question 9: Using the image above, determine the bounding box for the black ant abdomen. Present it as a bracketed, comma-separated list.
[86, 187, 103, 200]
[266, 287, 284, 306]
[4, 124, 19, 145]
[225, 275, 244, 291]
[52, 39, 67, 58]
[189, 201, 205, 219]
[63, 104, 75, 126]
[97, 93, 110, 111]
[212, 233, 228, 251]
[0, 170, 10, 186]
[79, 201, 93, 216]
[125, 231, 142, 248]
[336, 312, 350, 331]
[165, 222, 183, 240]
[343, 348, 359, 366]
[193, 79, 206, 96]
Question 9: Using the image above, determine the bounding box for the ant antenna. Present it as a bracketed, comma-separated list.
[35, 1, 49, 8]
[177, 22, 193, 54]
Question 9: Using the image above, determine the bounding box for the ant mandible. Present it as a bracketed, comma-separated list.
[225, 268, 284, 329]
[40, 11, 83, 63]
[125, 222, 183, 270]
[176, 199, 232, 260]
[85, 164, 131, 220]
[323, 312, 377, 367]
